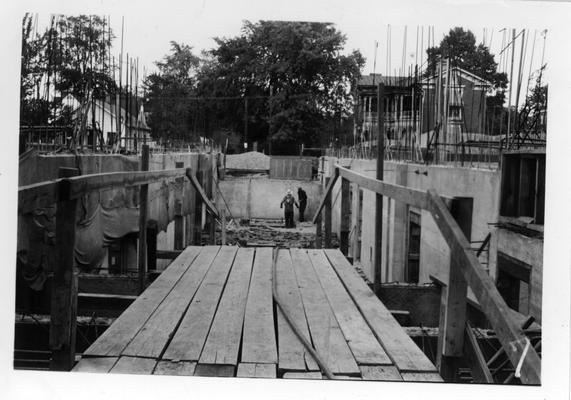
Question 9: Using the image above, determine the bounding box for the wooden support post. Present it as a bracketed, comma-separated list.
[138, 145, 150, 294]
[340, 177, 350, 255]
[194, 159, 203, 245]
[315, 213, 322, 249]
[374, 83, 385, 295]
[352, 184, 361, 262]
[174, 161, 184, 250]
[50, 167, 79, 371]
[220, 209, 227, 245]
[437, 196, 473, 382]
[146, 219, 158, 272]
[324, 177, 332, 248]
[207, 154, 216, 245]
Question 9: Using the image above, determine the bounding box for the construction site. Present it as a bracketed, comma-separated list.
[11, 10, 558, 398]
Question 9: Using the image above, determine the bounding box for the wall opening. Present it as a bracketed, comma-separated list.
[496, 252, 531, 314]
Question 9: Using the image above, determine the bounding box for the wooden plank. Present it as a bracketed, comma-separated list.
[426, 189, 541, 384]
[194, 364, 235, 377]
[464, 322, 494, 383]
[324, 177, 332, 247]
[242, 248, 278, 364]
[162, 246, 238, 361]
[290, 249, 360, 375]
[351, 184, 361, 260]
[138, 145, 150, 294]
[67, 169, 185, 200]
[337, 166, 454, 210]
[123, 246, 221, 358]
[311, 168, 339, 224]
[307, 250, 391, 366]
[339, 177, 351, 255]
[360, 365, 403, 381]
[199, 248, 254, 367]
[324, 249, 436, 372]
[185, 168, 220, 219]
[72, 357, 118, 373]
[236, 363, 277, 379]
[50, 167, 79, 371]
[283, 372, 323, 380]
[401, 372, 444, 382]
[153, 361, 196, 376]
[275, 250, 319, 372]
[83, 246, 202, 357]
[109, 356, 156, 375]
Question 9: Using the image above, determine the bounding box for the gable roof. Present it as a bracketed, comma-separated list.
[422, 66, 492, 87]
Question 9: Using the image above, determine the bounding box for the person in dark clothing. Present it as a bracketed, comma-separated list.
[297, 187, 308, 222]
[280, 190, 299, 228]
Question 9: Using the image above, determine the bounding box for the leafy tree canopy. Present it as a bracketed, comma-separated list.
[143, 42, 201, 142]
[197, 20, 365, 153]
[426, 27, 507, 92]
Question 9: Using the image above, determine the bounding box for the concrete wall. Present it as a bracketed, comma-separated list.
[489, 228, 543, 323]
[323, 157, 501, 287]
[216, 176, 322, 220]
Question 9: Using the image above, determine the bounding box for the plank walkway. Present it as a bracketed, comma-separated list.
[74, 246, 441, 382]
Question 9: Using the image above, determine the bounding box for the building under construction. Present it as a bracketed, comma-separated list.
[15, 18, 547, 389]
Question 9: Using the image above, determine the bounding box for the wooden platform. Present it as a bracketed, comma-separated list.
[74, 246, 441, 382]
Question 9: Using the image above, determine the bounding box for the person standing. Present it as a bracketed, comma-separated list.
[297, 187, 307, 222]
[280, 189, 299, 228]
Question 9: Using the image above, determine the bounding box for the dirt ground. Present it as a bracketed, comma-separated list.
[222, 218, 338, 249]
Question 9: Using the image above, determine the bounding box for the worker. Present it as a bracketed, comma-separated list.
[297, 187, 307, 222]
[280, 189, 299, 228]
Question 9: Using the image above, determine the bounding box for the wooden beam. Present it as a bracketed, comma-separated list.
[337, 166, 453, 210]
[426, 189, 541, 384]
[138, 145, 150, 294]
[437, 197, 472, 379]
[50, 167, 79, 371]
[324, 177, 333, 248]
[315, 213, 322, 249]
[339, 177, 351, 255]
[464, 322, 494, 383]
[174, 162, 184, 250]
[146, 220, 158, 271]
[311, 167, 339, 224]
[220, 209, 227, 245]
[351, 184, 361, 261]
[207, 155, 216, 245]
[67, 169, 185, 199]
[185, 167, 220, 220]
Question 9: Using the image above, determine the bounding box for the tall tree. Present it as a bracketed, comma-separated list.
[143, 42, 201, 143]
[198, 20, 364, 154]
[20, 14, 116, 126]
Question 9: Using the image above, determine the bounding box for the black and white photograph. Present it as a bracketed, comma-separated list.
[2, 1, 570, 400]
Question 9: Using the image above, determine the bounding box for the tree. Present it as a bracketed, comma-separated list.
[143, 42, 201, 143]
[20, 14, 116, 127]
[517, 72, 547, 137]
[198, 20, 365, 153]
[426, 27, 507, 134]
